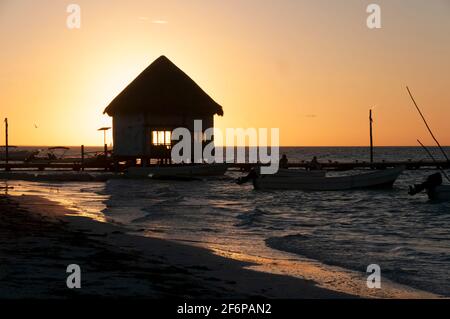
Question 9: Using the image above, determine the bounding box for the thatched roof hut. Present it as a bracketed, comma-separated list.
[104, 55, 223, 117]
[104, 56, 223, 162]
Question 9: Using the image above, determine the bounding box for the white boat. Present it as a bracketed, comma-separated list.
[427, 185, 450, 201]
[0, 146, 38, 161]
[27, 146, 71, 163]
[28, 147, 104, 164]
[275, 168, 326, 178]
[253, 166, 405, 191]
[237, 168, 325, 185]
[127, 163, 229, 179]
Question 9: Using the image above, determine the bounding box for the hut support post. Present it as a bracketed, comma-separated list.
[81, 145, 85, 171]
[4, 118, 9, 171]
[104, 144, 108, 171]
[369, 110, 374, 165]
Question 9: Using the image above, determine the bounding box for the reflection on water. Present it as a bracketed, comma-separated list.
[3, 166, 448, 298]
[210, 246, 435, 299]
[5, 180, 108, 222]
[3, 147, 450, 297]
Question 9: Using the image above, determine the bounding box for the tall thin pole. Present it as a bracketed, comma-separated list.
[81, 145, 85, 171]
[369, 109, 374, 164]
[104, 143, 108, 171]
[4, 118, 8, 169]
[418, 139, 450, 183]
[407, 86, 449, 162]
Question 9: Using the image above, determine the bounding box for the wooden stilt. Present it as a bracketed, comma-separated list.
[104, 144, 108, 171]
[369, 110, 374, 165]
[4, 118, 9, 171]
[81, 145, 85, 171]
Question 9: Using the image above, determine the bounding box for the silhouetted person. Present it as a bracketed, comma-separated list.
[409, 173, 442, 195]
[308, 156, 322, 170]
[280, 154, 289, 169]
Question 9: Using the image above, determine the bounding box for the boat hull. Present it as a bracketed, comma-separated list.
[275, 169, 326, 178]
[253, 166, 405, 191]
[427, 185, 450, 201]
[127, 163, 229, 178]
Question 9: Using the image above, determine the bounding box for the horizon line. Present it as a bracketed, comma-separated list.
[5, 145, 450, 148]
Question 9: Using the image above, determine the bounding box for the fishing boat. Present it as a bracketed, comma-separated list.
[127, 163, 229, 179]
[237, 168, 326, 184]
[27, 146, 72, 163]
[243, 168, 327, 178]
[409, 172, 450, 201]
[27, 147, 110, 164]
[275, 168, 326, 178]
[406, 86, 450, 202]
[0, 146, 38, 161]
[252, 166, 405, 191]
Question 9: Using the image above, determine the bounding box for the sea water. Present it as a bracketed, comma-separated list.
[3, 147, 450, 297]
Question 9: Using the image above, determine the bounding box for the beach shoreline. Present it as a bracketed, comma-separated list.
[0, 194, 351, 299]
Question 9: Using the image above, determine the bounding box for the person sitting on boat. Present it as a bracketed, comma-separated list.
[308, 156, 322, 170]
[408, 172, 442, 195]
[280, 154, 289, 169]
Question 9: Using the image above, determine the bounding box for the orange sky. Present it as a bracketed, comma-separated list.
[0, 0, 449, 146]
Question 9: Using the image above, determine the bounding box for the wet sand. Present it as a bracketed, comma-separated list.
[0, 194, 351, 299]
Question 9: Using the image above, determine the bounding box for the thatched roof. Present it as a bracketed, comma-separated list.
[103, 56, 223, 117]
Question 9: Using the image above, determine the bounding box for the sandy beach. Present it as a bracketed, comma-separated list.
[0, 194, 351, 299]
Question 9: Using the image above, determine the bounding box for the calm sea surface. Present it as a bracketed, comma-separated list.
[3, 147, 450, 297]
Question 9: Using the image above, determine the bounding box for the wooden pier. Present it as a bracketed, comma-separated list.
[0, 162, 112, 171]
[0, 159, 449, 172]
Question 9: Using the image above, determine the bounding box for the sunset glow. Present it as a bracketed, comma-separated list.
[1, 0, 449, 146]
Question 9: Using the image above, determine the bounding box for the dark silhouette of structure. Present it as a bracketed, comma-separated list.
[103, 55, 223, 165]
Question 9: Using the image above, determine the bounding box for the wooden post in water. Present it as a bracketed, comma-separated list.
[4, 118, 9, 171]
[97, 127, 111, 171]
[369, 109, 374, 165]
[104, 143, 108, 171]
[81, 145, 85, 171]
